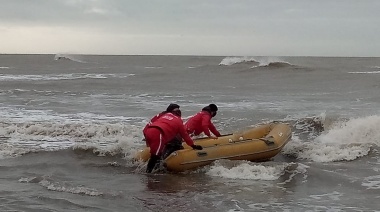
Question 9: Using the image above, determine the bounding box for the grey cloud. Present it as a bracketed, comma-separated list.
[1, 0, 379, 56]
[2, 1, 378, 31]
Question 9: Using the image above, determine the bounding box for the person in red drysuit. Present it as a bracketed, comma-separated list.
[143, 108, 203, 173]
[143, 103, 180, 145]
[143, 103, 184, 159]
[185, 104, 221, 139]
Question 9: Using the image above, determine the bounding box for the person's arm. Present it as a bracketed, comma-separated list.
[178, 123, 195, 146]
[201, 113, 218, 139]
[209, 122, 221, 137]
[177, 119, 203, 150]
[201, 114, 212, 137]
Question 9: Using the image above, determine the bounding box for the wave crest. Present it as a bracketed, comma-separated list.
[284, 115, 380, 162]
[219, 56, 258, 66]
[219, 56, 295, 68]
[19, 176, 103, 196]
[0, 73, 133, 81]
[54, 54, 86, 63]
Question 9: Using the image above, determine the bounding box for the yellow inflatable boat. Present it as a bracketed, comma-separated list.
[135, 122, 292, 172]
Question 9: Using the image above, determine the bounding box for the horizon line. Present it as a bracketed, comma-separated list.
[1, 53, 379, 58]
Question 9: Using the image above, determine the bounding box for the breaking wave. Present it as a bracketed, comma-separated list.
[2, 105, 379, 175]
[54, 54, 86, 63]
[0, 108, 146, 159]
[283, 115, 380, 163]
[219, 56, 295, 68]
[219, 57, 258, 66]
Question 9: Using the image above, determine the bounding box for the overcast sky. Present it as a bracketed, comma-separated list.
[1, 0, 379, 56]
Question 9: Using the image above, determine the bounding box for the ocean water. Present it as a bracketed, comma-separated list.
[1, 54, 380, 211]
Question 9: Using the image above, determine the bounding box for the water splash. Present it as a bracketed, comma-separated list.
[283, 115, 380, 162]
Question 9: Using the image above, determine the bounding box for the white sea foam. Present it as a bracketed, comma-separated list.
[362, 175, 380, 189]
[309, 191, 343, 201]
[219, 56, 257, 66]
[0, 143, 33, 159]
[144, 66, 163, 69]
[205, 160, 289, 180]
[0, 66, 10, 69]
[20, 177, 103, 196]
[348, 71, 380, 74]
[316, 115, 380, 145]
[0, 73, 133, 81]
[248, 202, 286, 211]
[0, 107, 146, 159]
[0, 120, 144, 155]
[54, 54, 86, 63]
[251, 57, 292, 68]
[283, 115, 380, 162]
[278, 163, 309, 184]
[219, 56, 293, 68]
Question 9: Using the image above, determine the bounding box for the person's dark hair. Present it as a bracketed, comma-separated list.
[166, 103, 180, 112]
[209, 104, 218, 112]
[202, 104, 218, 117]
[171, 108, 182, 117]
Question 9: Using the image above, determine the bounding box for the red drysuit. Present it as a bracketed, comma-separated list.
[143, 112, 165, 134]
[185, 111, 221, 137]
[143, 112, 194, 156]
